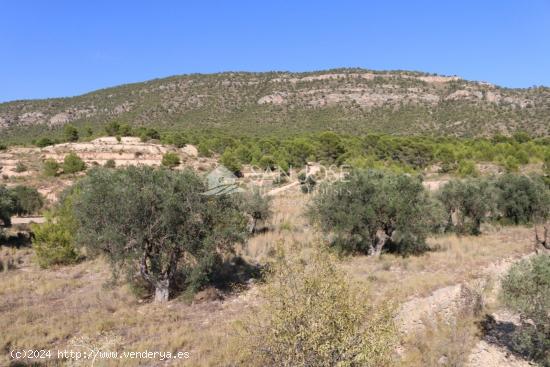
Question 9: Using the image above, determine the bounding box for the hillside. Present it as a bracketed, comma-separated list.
[1, 68, 549, 143]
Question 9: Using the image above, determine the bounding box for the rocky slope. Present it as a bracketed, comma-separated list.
[1, 69, 549, 142]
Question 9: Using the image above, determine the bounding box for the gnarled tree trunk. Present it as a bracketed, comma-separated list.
[368, 229, 391, 257]
[154, 278, 170, 303]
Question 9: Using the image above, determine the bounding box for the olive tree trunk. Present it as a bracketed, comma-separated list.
[154, 278, 170, 303]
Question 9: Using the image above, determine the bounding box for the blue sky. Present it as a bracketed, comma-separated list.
[1, 0, 549, 102]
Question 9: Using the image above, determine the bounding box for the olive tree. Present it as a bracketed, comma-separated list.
[437, 178, 496, 235]
[72, 166, 248, 302]
[308, 170, 433, 256]
[0, 185, 17, 226]
[494, 174, 549, 225]
[237, 188, 272, 233]
[12, 185, 44, 216]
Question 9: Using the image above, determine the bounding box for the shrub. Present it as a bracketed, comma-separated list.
[42, 158, 60, 177]
[32, 195, 79, 268]
[298, 172, 316, 193]
[12, 185, 44, 215]
[220, 149, 242, 174]
[308, 169, 433, 256]
[104, 159, 116, 168]
[457, 160, 479, 177]
[105, 121, 121, 136]
[0, 143, 6, 151]
[0, 185, 17, 226]
[14, 161, 27, 173]
[172, 133, 187, 148]
[72, 166, 248, 302]
[240, 247, 397, 366]
[197, 143, 212, 157]
[161, 152, 181, 168]
[500, 255, 550, 365]
[502, 155, 520, 173]
[63, 124, 79, 142]
[35, 137, 55, 148]
[437, 178, 496, 235]
[494, 174, 550, 225]
[62, 153, 86, 174]
[238, 188, 272, 233]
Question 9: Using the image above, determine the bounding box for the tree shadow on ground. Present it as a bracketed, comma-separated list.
[478, 314, 548, 364]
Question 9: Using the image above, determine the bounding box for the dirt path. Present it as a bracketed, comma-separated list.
[266, 181, 300, 196]
[396, 252, 535, 366]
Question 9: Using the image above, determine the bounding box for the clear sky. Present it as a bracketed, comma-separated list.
[1, 0, 549, 102]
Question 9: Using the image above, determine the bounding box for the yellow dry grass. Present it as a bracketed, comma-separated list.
[0, 186, 536, 366]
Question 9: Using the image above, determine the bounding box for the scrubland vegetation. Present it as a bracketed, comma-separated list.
[1, 126, 549, 366]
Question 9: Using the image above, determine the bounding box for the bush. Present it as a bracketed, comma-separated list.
[502, 155, 520, 173]
[240, 247, 396, 366]
[0, 143, 6, 151]
[437, 178, 496, 235]
[104, 159, 116, 168]
[63, 124, 79, 142]
[62, 153, 86, 174]
[0, 185, 17, 226]
[308, 169, 433, 256]
[500, 255, 550, 365]
[14, 161, 27, 173]
[32, 195, 79, 268]
[42, 158, 60, 177]
[35, 137, 55, 148]
[494, 174, 550, 225]
[161, 152, 181, 168]
[220, 149, 242, 174]
[238, 188, 272, 233]
[72, 166, 248, 302]
[457, 160, 479, 177]
[298, 172, 316, 193]
[105, 121, 121, 136]
[12, 185, 44, 216]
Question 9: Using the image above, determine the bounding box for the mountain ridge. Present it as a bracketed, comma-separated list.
[1, 68, 549, 141]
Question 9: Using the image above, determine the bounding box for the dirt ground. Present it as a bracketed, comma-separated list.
[0, 186, 538, 366]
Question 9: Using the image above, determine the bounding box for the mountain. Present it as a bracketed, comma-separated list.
[1, 68, 549, 142]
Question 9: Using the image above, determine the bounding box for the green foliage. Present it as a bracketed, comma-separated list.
[42, 158, 60, 177]
[237, 188, 272, 233]
[0, 143, 6, 151]
[318, 131, 345, 164]
[502, 156, 520, 173]
[2, 69, 550, 149]
[438, 178, 496, 235]
[62, 153, 86, 174]
[105, 121, 121, 136]
[11, 185, 44, 216]
[32, 195, 79, 268]
[104, 159, 116, 168]
[35, 137, 55, 148]
[298, 172, 317, 193]
[172, 133, 187, 148]
[71, 166, 248, 302]
[309, 170, 433, 256]
[240, 247, 397, 367]
[63, 124, 79, 142]
[500, 255, 550, 365]
[161, 152, 181, 168]
[0, 185, 17, 226]
[494, 174, 550, 225]
[220, 149, 242, 174]
[457, 160, 479, 177]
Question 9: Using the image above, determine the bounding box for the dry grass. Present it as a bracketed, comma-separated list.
[341, 225, 533, 304]
[0, 186, 536, 366]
